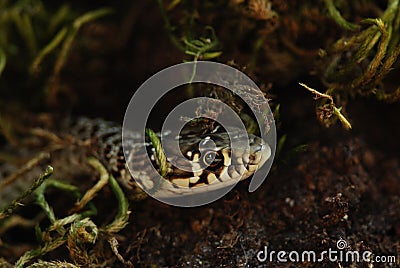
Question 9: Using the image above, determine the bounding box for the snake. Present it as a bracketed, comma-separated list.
[0, 116, 271, 204]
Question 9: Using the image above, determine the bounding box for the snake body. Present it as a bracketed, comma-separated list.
[0, 117, 271, 203]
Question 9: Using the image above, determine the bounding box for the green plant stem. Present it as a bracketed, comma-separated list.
[324, 0, 359, 31]
[0, 165, 53, 220]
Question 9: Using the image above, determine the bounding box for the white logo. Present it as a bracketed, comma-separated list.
[336, 238, 348, 250]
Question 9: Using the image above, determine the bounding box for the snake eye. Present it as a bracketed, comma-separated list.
[202, 151, 221, 167]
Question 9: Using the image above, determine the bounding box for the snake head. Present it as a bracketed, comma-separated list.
[165, 131, 271, 188]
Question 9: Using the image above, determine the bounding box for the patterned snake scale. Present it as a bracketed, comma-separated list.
[0, 117, 271, 204]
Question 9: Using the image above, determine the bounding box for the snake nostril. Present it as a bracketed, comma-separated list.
[252, 143, 264, 153]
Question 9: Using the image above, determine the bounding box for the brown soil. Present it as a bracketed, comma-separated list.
[0, 1, 399, 267]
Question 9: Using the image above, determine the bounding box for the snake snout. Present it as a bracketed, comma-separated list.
[249, 135, 271, 168]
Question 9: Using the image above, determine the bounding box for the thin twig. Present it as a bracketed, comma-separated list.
[0, 165, 53, 220]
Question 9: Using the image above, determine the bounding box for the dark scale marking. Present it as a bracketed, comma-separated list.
[189, 182, 206, 187]
[200, 170, 211, 184]
[92, 124, 100, 134]
[249, 155, 256, 162]
[227, 165, 235, 178]
[103, 144, 112, 157]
